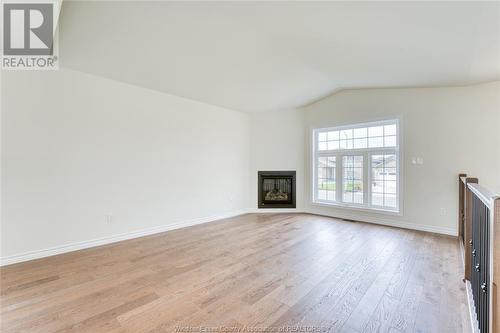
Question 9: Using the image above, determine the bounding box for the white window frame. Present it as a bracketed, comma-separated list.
[312, 119, 402, 215]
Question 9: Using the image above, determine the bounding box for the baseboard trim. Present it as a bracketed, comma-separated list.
[303, 208, 457, 236]
[247, 207, 456, 236]
[0, 207, 457, 266]
[0, 209, 247, 267]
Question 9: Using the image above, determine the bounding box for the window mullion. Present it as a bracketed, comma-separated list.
[336, 154, 342, 202]
[313, 155, 318, 202]
[368, 152, 375, 208]
[364, 152, 369, 207]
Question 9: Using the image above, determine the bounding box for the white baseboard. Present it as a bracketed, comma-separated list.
[0, 209, 247, 267]
[0, 207, 457, 267]
[303, 207, 457, 236]
[247, 207, 456, 235]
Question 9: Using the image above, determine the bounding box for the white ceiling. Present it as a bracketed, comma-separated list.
[59, 1, 500, 112]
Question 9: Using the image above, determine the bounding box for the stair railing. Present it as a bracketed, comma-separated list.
[462, 178, 499, 333]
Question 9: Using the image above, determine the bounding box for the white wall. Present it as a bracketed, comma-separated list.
[302, 82, 500, 234]
[248, 109, 305, 210]
[1, 69, 249, 259]
[2, 68, 499, 262]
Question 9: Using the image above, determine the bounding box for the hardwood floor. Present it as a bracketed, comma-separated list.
[0, 213, 470, 333]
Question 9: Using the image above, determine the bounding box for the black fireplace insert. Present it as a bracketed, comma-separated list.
[258, 171, 296, 208]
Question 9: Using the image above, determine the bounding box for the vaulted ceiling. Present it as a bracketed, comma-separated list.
[59, 1, 500, 112]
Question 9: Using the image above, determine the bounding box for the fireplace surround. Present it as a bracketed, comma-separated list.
[258, 171, 296, 208]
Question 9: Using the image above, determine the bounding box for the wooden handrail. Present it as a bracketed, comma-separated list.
[459, 173, 467, 241]
[461, 175, 478, 281]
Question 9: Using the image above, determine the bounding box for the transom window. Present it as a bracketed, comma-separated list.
[313, 119, 400, 213]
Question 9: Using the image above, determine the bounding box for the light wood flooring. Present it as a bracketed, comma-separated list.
[0, 213, 470, 333]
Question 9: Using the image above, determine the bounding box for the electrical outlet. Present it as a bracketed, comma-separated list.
[105, 214, 113, 224]
[440, 208, 447, 216]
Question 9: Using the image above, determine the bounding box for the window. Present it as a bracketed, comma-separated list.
[313, 120, 400, 213]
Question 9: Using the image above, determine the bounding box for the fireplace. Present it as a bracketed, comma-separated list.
[258, 171, 296, 208]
